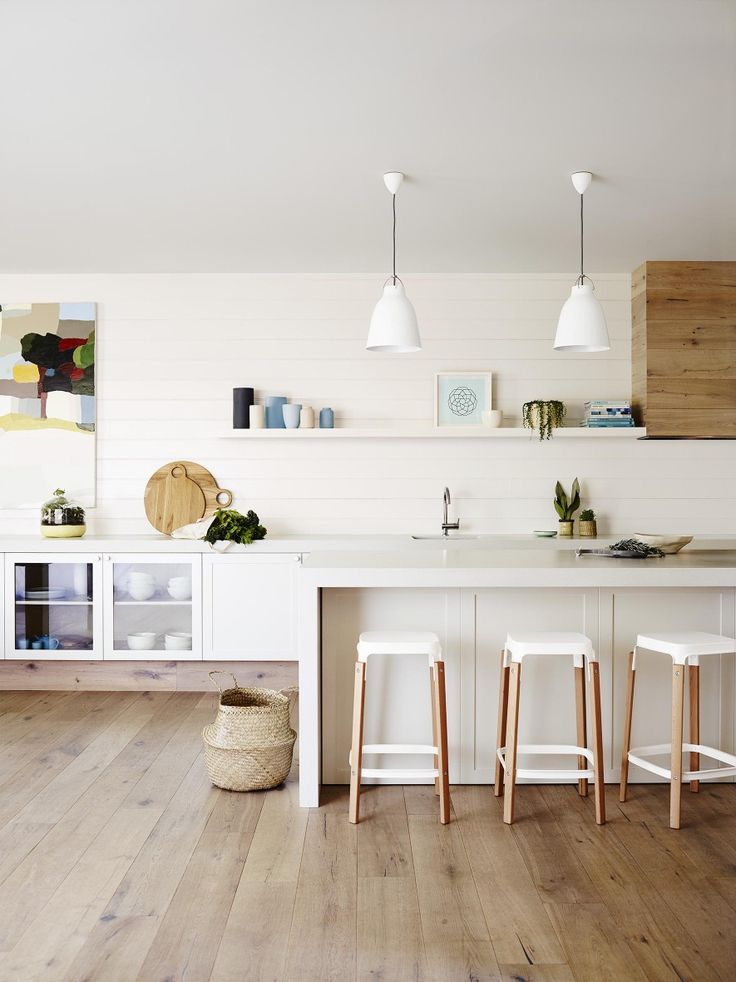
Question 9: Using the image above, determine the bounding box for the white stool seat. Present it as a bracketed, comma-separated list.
[505, 631, 595, 668]
[636, 631, 736, 665]
[358, 631, 441, 663]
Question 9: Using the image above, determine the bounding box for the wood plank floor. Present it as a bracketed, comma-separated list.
[0, 692, 734, 982]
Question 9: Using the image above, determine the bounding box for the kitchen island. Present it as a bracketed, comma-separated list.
[298, 546, 736, 806]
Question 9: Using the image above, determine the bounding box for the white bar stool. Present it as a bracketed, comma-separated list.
[494, 632, 605, 825]
[620, 632, 736, 829]
[349, 631, 450, 825]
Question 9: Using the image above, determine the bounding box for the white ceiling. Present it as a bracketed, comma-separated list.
[1, 0, 735, 273]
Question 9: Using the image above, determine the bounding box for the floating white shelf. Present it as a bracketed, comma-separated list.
[223, 427, 646, 440]
[16, 598, 93, 606]
[113, 599, 193, 606]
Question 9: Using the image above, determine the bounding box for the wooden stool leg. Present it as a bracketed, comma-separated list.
[574, 664, 588, 797]
[619, 651, 636, 803]
[432, 660, 451, 824]
[589, 661, 606, 825]
[430, 665, 440, 795]
[494, 649, 510, 797]
[689, 664, 700, 793]
[670, 664, 685, 829]
[503, 661, 522, 825]
[349, 661, 366, 824]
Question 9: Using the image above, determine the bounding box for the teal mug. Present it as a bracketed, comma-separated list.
[36, 635, 60, 650]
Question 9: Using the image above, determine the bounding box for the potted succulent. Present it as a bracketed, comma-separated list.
[579, 508, 597, 538]
[40, 489, 86, 538]
[554, 478, 580, 536]
[523, 400, 567, 441]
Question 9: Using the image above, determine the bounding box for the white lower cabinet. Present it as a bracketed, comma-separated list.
[203, 553, 300, 661]
[102, 553, 202, 660]
[4, 553, 103, 659]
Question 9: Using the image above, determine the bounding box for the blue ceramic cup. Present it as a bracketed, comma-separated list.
[16, 638, 29, 649]
[265, 396, 287, 429]
[31, 640, 42, 650]
[282, 403, 302, 428]
[319, 407, 334, 428]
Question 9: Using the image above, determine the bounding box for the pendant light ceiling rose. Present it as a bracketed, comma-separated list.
[383, 172, 404, 194]
[571, 171, 592, 195]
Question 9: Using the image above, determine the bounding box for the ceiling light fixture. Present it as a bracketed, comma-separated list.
[553, 171, 610, 353]
[366, 171, 421, 353]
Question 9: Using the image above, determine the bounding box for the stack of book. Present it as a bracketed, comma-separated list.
[581, 400, 634, 427]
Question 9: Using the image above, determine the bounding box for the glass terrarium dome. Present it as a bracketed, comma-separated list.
[40, 488, 86, 538]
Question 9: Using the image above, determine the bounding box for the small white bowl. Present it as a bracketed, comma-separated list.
[167, 579, 192, 600]
[481, 409, 503, 428]
[127, 632, 157, 651]
[165, 632, 192, 650]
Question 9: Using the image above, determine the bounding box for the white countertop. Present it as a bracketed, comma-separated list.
[3, 532, 736, 554]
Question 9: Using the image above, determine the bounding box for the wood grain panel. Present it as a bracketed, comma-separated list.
[0, 660, 297, 691]
[631, 261, 736, 437]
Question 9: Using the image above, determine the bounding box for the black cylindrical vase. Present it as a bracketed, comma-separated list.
[233, 387, 255, 428]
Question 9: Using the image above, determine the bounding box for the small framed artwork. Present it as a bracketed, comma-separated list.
[435, 372, 492, 427]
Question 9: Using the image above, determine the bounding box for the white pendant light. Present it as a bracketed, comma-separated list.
[554, 171, 610, 353]
[367, 171, 421, 352]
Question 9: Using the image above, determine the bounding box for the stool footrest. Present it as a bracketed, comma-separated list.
[360, 743, 437, 756]
[359, 767, 440, 780]
[628, 743, 736, 781]
[497, 744, 594, 781]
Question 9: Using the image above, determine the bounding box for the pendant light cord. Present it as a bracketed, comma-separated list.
[579, 192, 584, 285]
[392, 193, 397, 284]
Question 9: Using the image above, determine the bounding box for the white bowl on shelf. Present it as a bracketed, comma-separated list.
[165, 631, 192, 651]
[128, 583, 157, 601]
[167, 578, 192, 600]
[127, 632, 157, 651]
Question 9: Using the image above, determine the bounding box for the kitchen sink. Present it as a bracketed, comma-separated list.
[411, 534, 479, 540]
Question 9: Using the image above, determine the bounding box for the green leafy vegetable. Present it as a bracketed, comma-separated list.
[610, 538, 664, 557]
[204, 508, 267, 545]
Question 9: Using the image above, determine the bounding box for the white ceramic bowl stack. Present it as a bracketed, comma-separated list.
[167, 576, 192, 600]
[165, 631, 192, 651]
[127, 571, 156, 601]
[127, 632, 157, 650]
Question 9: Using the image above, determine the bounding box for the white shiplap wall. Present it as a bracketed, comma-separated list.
[1, 272, 735, 536]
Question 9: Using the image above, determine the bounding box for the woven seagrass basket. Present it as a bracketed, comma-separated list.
[203, 671, 297, 791]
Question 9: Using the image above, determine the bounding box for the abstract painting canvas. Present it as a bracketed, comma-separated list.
[0, 303, 96, 507]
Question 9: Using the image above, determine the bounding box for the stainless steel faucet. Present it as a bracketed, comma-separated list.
[442, 487, 460, 536]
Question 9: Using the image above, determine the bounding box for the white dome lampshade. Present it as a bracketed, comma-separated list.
[554, 283, 609, 352]
[367, 280, 421, 352]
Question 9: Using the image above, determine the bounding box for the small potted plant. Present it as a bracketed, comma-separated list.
[40, 489, 86, 538]
[523, 400, 567, 441]
[554, 478, 580, 536]
[579, 508, 597, 537]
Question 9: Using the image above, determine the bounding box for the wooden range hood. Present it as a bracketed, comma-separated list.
[632, 261, 736, 437]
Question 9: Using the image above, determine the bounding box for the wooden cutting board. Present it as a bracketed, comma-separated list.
[144, 461, 233, 535]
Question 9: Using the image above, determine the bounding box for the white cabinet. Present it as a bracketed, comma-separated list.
[4, 553, 103, 659]
[203, 554, 300, 661]
[102, 553, 202, 660]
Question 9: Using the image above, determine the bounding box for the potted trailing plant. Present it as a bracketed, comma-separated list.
[554, 478, 580, 536]
[523, 400, 566, 441]
[579, 508, 597, 538]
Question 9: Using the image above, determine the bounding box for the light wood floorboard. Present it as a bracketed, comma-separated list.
[0, 693, 733, 982]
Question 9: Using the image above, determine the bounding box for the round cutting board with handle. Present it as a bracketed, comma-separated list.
[144, 461, 233, 535]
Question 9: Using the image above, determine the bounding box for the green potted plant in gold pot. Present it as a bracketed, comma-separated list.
[554, 478, 580, 537]
[579, 508, 597, 538]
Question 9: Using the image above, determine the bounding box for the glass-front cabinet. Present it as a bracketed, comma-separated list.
[4, 554, 103, 659]
[103, 553, 201, 660]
